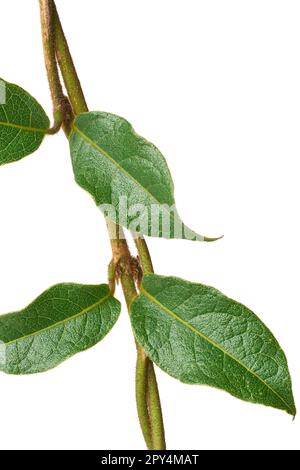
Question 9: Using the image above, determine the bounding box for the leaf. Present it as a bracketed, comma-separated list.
[69, 111, 218, 241]
[131, 274, 296, 415]
[0, 283, 121, 374]
[0, 78, 49, 165]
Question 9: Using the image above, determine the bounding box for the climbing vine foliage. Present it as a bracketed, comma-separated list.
[0, 77, 295, 417]
[0, 1, 296, 451]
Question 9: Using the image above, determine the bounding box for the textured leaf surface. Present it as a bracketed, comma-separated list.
[0, 283, 120, 374]
[69, 112, 215, 241]
[131, 274, 295, 415]
[0, 79, 49, 165]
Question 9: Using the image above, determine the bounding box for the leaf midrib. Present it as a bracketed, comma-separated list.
[3, 292, 112, 346]
[71, 124, 175, 209]
[0, 120, 47, 134]
[140, 285, 293, 414]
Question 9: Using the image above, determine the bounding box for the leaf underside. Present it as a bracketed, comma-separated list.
[0, 78, 49, 165]
[131, 274, 296, 415]
[0, 283, 121, 374]
[69, 111, 217, 241]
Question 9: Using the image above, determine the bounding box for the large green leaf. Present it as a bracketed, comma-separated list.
[0, 78, 49, 165]
[0, 283, 120, 374]
[131, 274, 295, 415]
[69, 111, 217, 241]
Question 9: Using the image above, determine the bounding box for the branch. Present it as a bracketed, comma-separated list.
[39, 0, 70, 132]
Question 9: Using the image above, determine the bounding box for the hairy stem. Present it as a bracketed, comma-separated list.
[106, 220, 155, 449]
[106, 220, 137, 308]
[106, 220, 165, 449]
[133, 236, 166, 449]
[146, 361, 166, 449]
[39, 0, 68, 132]
[41, 0, 166, 450]
[134, 236, 154, 274]
[52, 1, 88, 116]
[136, 348, 154, 449]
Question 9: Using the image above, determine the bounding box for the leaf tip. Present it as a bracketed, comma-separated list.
[290, 404, 297, 419]
[203, 234, 224, 242]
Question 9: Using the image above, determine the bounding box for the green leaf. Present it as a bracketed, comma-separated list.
[131, 274, 296, 415]
[0, 283, 121, 374]
[0, 78, 49, 165]
[69, 112, 217, 241]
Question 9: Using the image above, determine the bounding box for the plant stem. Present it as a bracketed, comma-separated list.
[133, 236, 166, 449]
[52, 1, 88, 116]
[146, 361, 166, 449]
[105, 181, 166, 450]
[106, 219, 154, 449]
[106, 220, 137, 308]
[134, 236, 154, 274]
[39, 0, 67, 132]
[106, 220, 165, 449]
[136, 348, 155, 450]
[42, 0, 166, 450]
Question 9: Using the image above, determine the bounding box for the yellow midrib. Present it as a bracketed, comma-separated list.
[4, 292, 112, 346]
[0, 120, 47, 133]
[140, 286, 293, 414]
[71, 124, 177, 216]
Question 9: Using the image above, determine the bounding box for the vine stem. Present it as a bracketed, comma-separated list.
[133, 235, 165, 449]
[134, 236, 154, 275]
[39, 0, 71, 133]
[52, 2, 88, 117]
[40, 0, 166, 450]
[106, 221, 166, 450]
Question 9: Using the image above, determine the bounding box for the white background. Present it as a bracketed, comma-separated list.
[0, 0, 299, 450]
